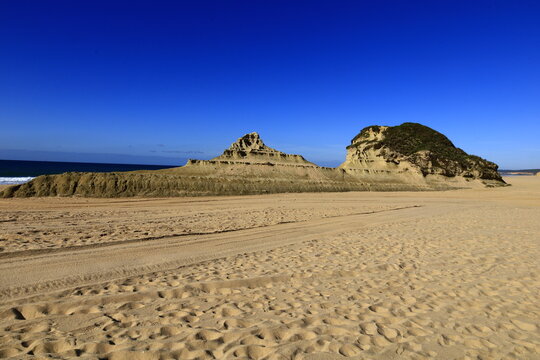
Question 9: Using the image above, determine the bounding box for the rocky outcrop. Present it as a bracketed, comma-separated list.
[341, 123, 505, 187]
[217, 132, 314, 165]
[1, 124, 507, 198]
[186, 132, 316, 167]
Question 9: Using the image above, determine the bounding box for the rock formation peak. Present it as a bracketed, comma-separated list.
[226, 132, 271, 153]
[211, 132, 315, 166]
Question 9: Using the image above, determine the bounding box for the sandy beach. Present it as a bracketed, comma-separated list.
[0, 177, 538, 359]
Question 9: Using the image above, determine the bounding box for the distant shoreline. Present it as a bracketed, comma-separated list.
[0, 159, 176, 177]
[499, 170, 539, 176]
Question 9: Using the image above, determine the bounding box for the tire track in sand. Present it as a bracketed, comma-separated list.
[0, 204, 456, 300]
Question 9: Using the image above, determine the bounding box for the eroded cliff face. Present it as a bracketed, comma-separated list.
[2, 133, 365, 198]
[186, 132, 316, 167]
[340, 123, 505, 186]
[1, 124, 507, 198]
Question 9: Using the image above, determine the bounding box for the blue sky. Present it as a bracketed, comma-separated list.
[1, 1, 539, 169]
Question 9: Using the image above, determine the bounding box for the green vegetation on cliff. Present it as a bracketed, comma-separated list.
[384, 123, 478, 165]
[354, 123, 502, 181]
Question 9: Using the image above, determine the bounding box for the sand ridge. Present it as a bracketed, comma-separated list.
[0, 177, 538, 359]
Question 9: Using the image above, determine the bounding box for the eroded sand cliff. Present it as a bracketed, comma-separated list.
[1, 123, 506, 197]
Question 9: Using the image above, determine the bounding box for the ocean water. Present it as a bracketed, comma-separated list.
[0, 176, 35, 185]
[0, 160, 175, 185]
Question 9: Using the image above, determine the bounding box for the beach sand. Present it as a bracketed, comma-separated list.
[0, 177, 538, 359]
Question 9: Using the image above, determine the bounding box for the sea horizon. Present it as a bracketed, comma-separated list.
[0, 159, 176, 185]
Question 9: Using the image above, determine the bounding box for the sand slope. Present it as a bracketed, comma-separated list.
[0, 177, 538, 359]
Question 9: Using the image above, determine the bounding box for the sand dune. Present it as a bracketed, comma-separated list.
[0, 177, 538, 359]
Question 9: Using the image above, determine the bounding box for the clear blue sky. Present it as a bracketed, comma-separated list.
[1, 1, 539, 169]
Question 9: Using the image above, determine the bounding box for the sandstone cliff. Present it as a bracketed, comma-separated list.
[185, 132, 316, 167]
[340, 123, 505, 188]
[1, 124, 507, 198]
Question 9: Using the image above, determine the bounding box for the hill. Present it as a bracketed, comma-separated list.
[342, 123, 504, 182]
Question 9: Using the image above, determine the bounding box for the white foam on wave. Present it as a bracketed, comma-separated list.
[0, 177, 35, 185]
